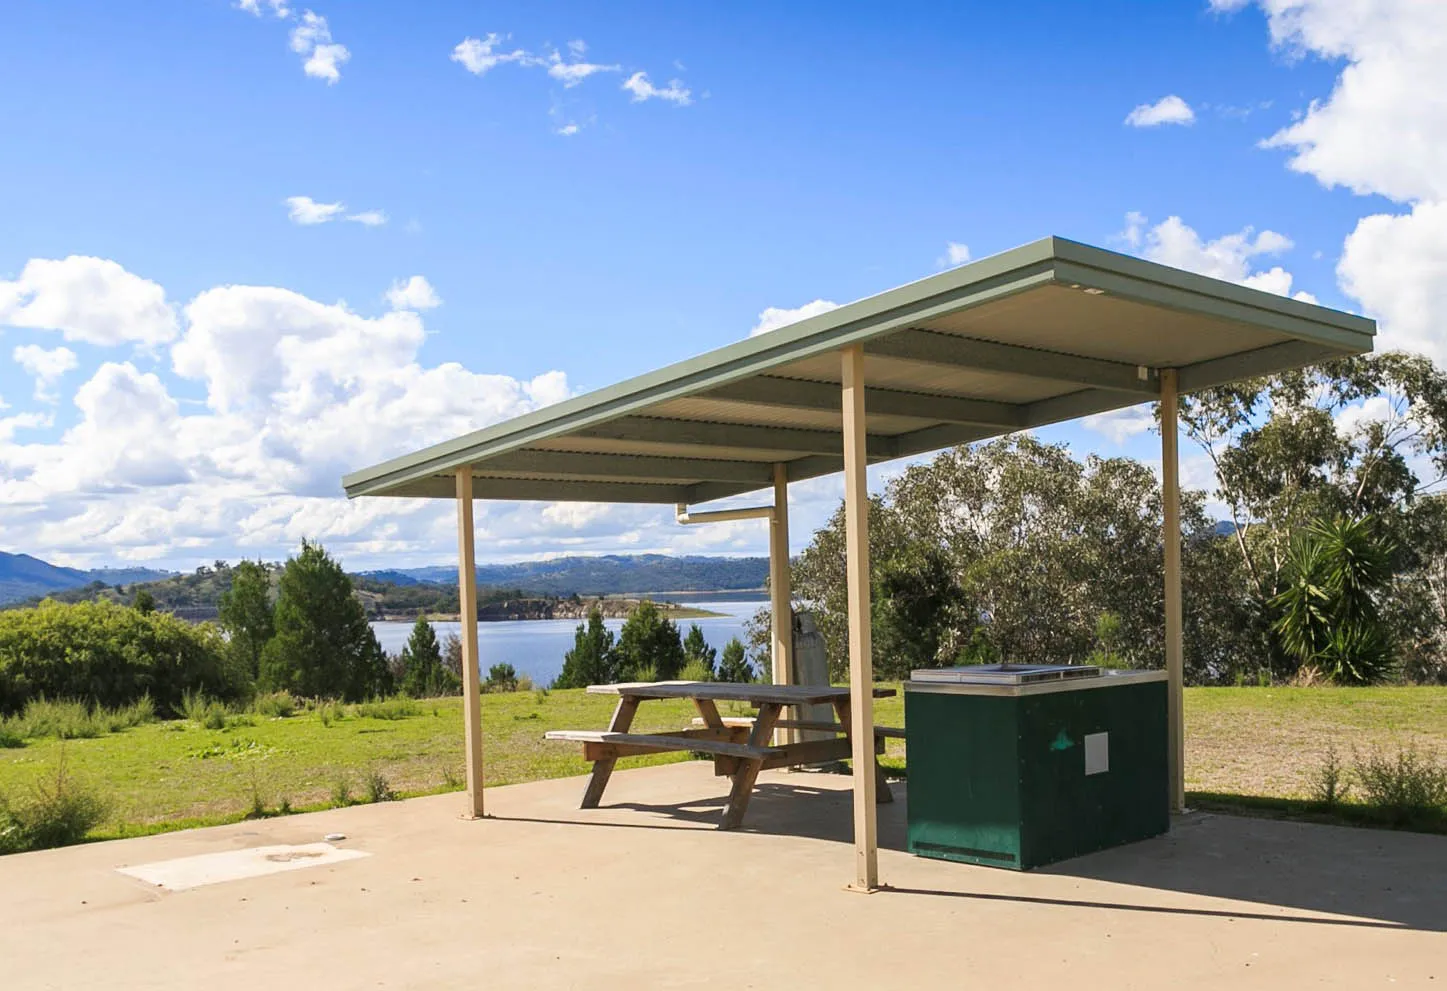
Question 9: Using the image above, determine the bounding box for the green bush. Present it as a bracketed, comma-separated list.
[354, 696, 420, 721]
[0, 599, 244, 716]
[0, 753, 109, 852]
[363, 770, 395, 803]
[679, 659, 714, 682]
[1354, 746, 1447, 824]
[249, 691, 299, 719]
[485, 663, 519, 693]
[179, 690, 231, 730]
[0, 724, 21, 749]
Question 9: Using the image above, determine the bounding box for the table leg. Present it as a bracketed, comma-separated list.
[580, 696, 640, 809]
[720, 702, 782, 829]
[831, 698, 893, 805]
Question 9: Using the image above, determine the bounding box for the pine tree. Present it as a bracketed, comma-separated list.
[400, 613, 456, 697]
[555, 606, 617, 689]
[218, 560, 273, 679]
[615, 600, 686, 681]
[682, 624, 716, 677]
[717, 637, 754, 683]
[259, 540, 391, 700]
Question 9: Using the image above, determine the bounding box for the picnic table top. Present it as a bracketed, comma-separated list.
[585, 681, 896, 706]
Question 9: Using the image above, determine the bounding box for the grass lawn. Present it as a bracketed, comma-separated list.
[0, 686, 1443, 842]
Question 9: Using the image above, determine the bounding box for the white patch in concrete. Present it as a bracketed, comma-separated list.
[116, 843, 369, 892]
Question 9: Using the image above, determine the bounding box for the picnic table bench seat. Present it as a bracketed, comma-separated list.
[546, 681, 897, 829]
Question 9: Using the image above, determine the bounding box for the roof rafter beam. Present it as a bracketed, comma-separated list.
[704, 376, 1026, 429]
[867, 328, 1159, 395]
[476, 449, 776, 486]
[575, 416, 897, 460]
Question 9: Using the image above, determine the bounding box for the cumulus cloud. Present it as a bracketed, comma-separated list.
[749, 300, 840, 337]
[238, 0, 290, 16]
[285, 196, 344, 225]
[0, 257, 577, 566]
[1082, 405, 1155, 445]
[13, 344, 78, 402]
[545, 42, 619, 87]
[289, 10, 349, 84]
[938, 242, 971, 267]
[1121, 213, 1314, 300]
[1339, 201, 1447, 363]
[451, 34, 536, 75]
[0, 255, 178, 346]
[285, 196, 386, 226]
[1219, 2, 1447, 362]
[1124, 94, 1196, 127]
[621, 72, 692, 106]
[385, 276, 441, 311]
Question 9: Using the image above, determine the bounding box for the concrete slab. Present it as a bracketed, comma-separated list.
[116, 842, 369, 892]
[0, 762, 1442, 990]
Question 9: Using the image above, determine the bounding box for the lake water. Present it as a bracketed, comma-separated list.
[370, 596, 768, 688]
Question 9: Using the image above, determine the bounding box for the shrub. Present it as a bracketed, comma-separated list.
[250, 691, 298, 719]
[485, 663, 519, 693]
[1, 752, 109, 851]
[354, 696, 420, 721]
[364, 770, 396, 804]
[679, 659, 714, 682]
[316, 700, 345, 728]
[516, 675, 535, 693]
[14, 699, 103, 740]
[0, 599, 245, 717]
[1354, 746, 1447, 825]
[331, 774, 354, 807]
[0, 724, 22, 749]
[180, 690, 230, 730]
[1309, 744, 1350, 808]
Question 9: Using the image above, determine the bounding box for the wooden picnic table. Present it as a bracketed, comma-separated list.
[544, 681, 897, 829]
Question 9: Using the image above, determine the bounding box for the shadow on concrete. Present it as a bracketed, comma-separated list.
[505, 775, 1447, 933]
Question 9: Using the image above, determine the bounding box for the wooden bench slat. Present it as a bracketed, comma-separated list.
[689, 717, 906, 738]
[545, 730, 783, 760]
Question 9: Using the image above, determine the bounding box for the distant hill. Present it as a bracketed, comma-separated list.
[0, 552, 174, 605]
[0, 552, 766, 611]
[360, 554, 769, 595]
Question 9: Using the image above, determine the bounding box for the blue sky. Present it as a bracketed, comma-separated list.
[1, 0, 1441, 570]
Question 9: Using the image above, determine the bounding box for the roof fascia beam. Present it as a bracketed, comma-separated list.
[704, 376, 1027, 428]
[477, 449, 776, 486]
[867, 328, 1158, 396]
[576, 416, 897, 460]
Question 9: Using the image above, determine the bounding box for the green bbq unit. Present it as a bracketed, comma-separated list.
[905, 665, 1169, 871]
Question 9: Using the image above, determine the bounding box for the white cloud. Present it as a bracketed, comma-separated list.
[1124, 95, 1195, 127]
[1339, 201, 1447, 363]
[286, 197, 385, 227]
[386, 276, 441, 311]
[1082, 405, 1154, 445]
[0, 255, 178, 346]
[451, 34, 536, 75]
[545, 47, 619, 88]
[285, 196, 345, 225]
[238, 0, 290, 15]
[1124, 213, 1309, 298]
[13, 344, 78, 402]
[1232, 0, 1447, 204]
[749, 300, 840, 337]
[0, 259, 580, 567]
[555, 122, 581, 137]
[939, 242, 971, 267]
[621, 72, 693, 106]
[289, 11, 349, 84]
[1220, 2, 1447, 362]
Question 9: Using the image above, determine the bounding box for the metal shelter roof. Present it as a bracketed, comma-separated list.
[342, 236, 1375, 504]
